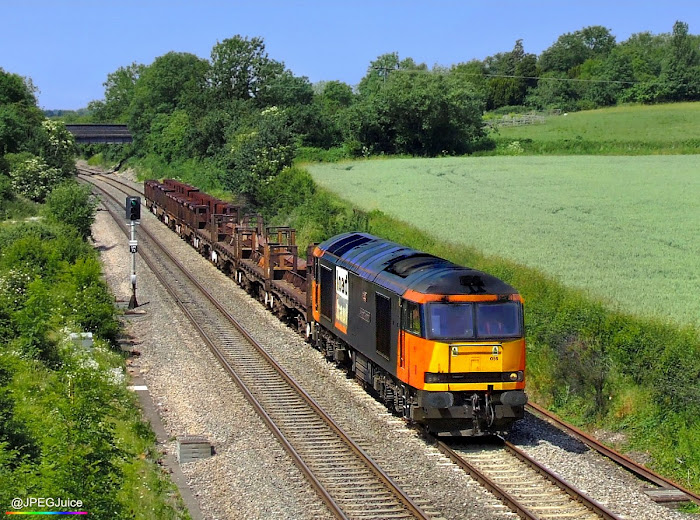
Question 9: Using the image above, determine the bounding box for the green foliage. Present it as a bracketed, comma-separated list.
[127, 52, 209, 152]
[89, 62, 144, 123]
[0, 216, 183, 517]
[44, 181, 98, 239]
[37, 119, 76, 176]
[295, 146, 350, 163]
[148, 110, 191, 162]
[0, 175, 39, 221]
[11, 279, 58, 362]
[221, 106, 296, 206]
[0, 69, 44, 156]
[0, 355, 38, 466]
[349, 67, 486, 156]
[485, 39, 538, 109]
[539, 25, 617, 75]
[8, 155, 63, 203]
[660, 21, 700, 101]
[58, 258, 120, 343]
[209, 35, 284, 104]
[257, 166, 369, 251]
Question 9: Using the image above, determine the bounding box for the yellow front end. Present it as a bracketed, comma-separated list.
[405, 335, 526, 392]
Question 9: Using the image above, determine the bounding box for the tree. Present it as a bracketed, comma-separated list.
[89, 63, 144, 123]
[222, 107, 296, 206]
[617, 31, 667, 81]
[0, 69, 43, 155]
[148, 110, 190, 161]
[349, 67, 485, 156]
[37, 120, 76, 176]
[303, 80, 356, 148]
[257, 70, 314, 108]
[485, 40, 538, 109]
[539, 26, 616, 75]
[357, 53, 428, 98]
[0, 68, 37, 106]
[662, 21, 700, 101]
[8, 156, 62, 203]
[44, 181, 98, 239]
[450, 60, 489, 98]
[127, 52, 209, 149]
[578, 51, 634, 106]
[209, 36, 285, 104]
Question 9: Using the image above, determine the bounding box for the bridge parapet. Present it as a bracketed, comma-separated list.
[65, 124, 132, 144]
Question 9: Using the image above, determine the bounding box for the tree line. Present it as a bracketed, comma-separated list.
[74, 21, 698, 206]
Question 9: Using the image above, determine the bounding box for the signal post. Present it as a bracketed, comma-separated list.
[126, 196, 141, 309]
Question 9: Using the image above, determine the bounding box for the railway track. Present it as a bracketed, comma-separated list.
[526, 403, 700, 507]
[433, 437, 620, 520]
[80, 167, 699, 519]
[82, 172, 439, 520]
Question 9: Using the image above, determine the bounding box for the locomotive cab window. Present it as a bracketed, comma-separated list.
[476, 301, 522, 339]
[428, 303, 474, 340]
[401, 300, 422, 337]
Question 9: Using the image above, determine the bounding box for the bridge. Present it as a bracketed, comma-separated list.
[65, 124, 132, 144]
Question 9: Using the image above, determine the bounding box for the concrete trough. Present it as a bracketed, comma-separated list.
[176, 435, 213, 463]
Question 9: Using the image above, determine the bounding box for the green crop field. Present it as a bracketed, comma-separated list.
[307, 155, 700, 328]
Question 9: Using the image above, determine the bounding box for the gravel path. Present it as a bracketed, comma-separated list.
[91, 169, 694, 520]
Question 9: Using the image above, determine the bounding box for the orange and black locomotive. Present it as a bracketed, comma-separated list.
[311, 232, 527, 435]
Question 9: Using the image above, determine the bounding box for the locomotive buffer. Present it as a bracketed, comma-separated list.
[126, 196, 141, 309]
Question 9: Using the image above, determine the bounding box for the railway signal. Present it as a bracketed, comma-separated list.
[125, 196, 140, 308]
[126, 196, 141, 220]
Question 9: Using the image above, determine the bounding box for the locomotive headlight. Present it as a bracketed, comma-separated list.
[507, 371, 524, 382]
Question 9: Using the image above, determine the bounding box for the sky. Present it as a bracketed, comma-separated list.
[2, 0, 699, 110]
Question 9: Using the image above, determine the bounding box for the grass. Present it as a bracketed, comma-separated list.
[307, 155, 700, 329]
[494, 102, 700, 144]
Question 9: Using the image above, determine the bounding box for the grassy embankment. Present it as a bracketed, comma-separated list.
[486, 102, 700, 155]
[0, 218, 190, 519]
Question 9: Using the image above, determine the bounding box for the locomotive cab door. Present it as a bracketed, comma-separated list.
[375, 293, 391, 360]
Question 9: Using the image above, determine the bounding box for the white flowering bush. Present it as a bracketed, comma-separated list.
[9, 156, 62, 202]
[223, 106, 295, 203]
[40, 119, 76, 175]
[0, 268, 33, 309]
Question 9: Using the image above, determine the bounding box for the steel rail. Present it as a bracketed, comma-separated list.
[527, 402, 700, 506]
[503, 439, 621, 519]
[432, 438, 540, 520]
[434, 436, 624, 520]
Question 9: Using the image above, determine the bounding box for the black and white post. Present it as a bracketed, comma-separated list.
[125, 196, 141, 309]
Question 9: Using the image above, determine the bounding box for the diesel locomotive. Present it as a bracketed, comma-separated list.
[145, 179, 527, 435]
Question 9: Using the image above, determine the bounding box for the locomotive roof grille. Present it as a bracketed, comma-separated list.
[326, 234, 373, 256]
[386, 254, 450, 278]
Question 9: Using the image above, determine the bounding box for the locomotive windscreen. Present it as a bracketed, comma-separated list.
[427, 302, 522, 340]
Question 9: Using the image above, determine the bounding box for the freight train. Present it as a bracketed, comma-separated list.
[144, 178, 527, 435]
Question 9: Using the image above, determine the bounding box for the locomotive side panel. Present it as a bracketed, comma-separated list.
[345, 274, 399, 378]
